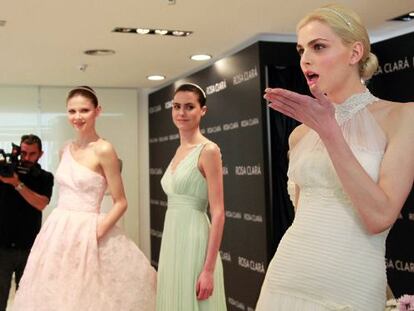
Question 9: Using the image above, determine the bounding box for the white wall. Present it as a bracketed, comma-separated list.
[0, 86, 144, 248]
[137, 89, 151, 257]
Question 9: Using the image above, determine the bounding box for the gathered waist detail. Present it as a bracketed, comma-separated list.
[167, 194, 208, 213]
[56, 206, 100, 214]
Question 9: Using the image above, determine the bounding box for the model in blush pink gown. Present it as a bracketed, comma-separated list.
[12, 145, 156, 311]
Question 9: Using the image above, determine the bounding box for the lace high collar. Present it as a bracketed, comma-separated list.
[334, 89, 378, 124]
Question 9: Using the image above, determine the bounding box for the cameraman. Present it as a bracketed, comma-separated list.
[0, 134, 53, 311]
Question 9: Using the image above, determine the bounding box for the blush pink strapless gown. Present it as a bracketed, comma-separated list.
[12, 145, 156, 311]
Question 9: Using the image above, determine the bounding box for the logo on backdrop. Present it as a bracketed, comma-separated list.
[206, 124, 222, 134]
[238, 256, 266, 273]
[223, 121, 239, 132]
[374, 56, 413, 75]
[233, 66, 258, 85]
[220, 250, 232, 262]
[396, 212, 414, 222]
[225, 210, 264, 223]
[149, 168, 163, 175]
[241, 117, 259, 128]
[149, 105, 162, 114]
[243, 213, 263, 223]
[164, 100, 173, 109]
[150, 229, 163, 239]
[222, 166, 229, 176]
[149, 133, 179, 144]
[235, 164, 262, 176]
[386, 258, 414, 273]
[150, 199, 168, 207]
[203, 117, 260, 137]
[226, 210, 242, 219]
[228, 297, 255, 311]
[206, 80, 227, 95]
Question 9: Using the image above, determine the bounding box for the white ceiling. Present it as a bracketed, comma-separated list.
[1, 0, 413, 89]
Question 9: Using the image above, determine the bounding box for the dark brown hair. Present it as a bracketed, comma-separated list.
[174, 83, 206, 107]
[20, 134, 42, 151]
[67, 86, 98, 107]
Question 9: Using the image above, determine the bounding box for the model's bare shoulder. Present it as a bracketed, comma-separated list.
[202, 141, 220, 154]
[372, 99, 414, 136]
[392, 101, 414, 134]
[93, 139, 117, 158]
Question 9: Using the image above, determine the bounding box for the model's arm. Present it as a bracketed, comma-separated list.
[95, 141, 127, 240]
[0, 174, 50, 211]
[321, 103, 414, 234]
[196, 143, 225, 300]
[266, 87, 414, 234]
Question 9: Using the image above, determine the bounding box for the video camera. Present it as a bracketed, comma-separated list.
[0, 143, 32, 177]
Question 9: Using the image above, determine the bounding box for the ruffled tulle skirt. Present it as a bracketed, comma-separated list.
[12, 208, 156, 311]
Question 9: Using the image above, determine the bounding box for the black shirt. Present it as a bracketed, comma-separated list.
[0, 164, 54, 249]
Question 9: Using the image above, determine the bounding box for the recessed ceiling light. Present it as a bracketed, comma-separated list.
[390, 12, 414, 21]
[136, 28, 150, 34]
[155, 29, 168, 35]
[147, 75, 166, 81]
[113, 27, 192, 37]
[172, 30, 185, 36]
[190, 54, 212, 61]
[0, 20, 6, 27]
[84, 49, 115, 56]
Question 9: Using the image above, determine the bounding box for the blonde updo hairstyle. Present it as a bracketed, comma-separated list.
[297, 4, 378, 81]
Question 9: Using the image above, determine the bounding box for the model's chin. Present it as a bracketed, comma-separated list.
[73, 124, 86, 131]
[174, 121, 188, 128]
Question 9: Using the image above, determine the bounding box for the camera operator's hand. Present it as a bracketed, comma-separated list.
[0, 172, 49, 211]
[0, 173, 20, 187]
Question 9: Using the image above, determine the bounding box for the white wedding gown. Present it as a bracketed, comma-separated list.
[256, 90, 389, 311]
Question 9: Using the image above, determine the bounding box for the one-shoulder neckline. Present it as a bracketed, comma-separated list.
[66, 144, 106, 180]
[168, 143, 204, 175]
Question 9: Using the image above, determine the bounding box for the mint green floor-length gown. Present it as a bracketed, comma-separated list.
[157, 143, 227, 311]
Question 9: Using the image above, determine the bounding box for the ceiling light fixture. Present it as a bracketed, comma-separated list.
[172, 30, 185, 36]
[190, 54, 212, 61]
[136, 28, 150, 34]
[84, 49, 116, 56]
[113, 27, 192, 37]
[155, 29, 168, 35]
[390, 12, 414, 21]
[147, 75, 166, 81]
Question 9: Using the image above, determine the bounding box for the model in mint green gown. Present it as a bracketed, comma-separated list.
[157, 143, 227, 311]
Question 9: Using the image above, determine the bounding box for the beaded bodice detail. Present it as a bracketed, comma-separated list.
[334, 89, 378, 124]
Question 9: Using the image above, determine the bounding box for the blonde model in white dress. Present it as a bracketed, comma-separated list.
[257, 90, 388, 311]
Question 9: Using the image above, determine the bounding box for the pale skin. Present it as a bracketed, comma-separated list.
[0, 142, 50, 211]
[265, 20, 414, 235]
[66, 94, 127, 240]
[171, 90, 225, 300]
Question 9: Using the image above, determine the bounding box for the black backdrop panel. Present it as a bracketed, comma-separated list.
[371, 32, 414, 296]
[258, 42, 307, 258]
[149, 43, 268, 310]
[264, 64, 309, 258]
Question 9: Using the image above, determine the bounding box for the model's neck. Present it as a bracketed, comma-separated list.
[74, 131, 100, 148]
[179, 128, 203, 147]
[327, 78, 366, 104]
